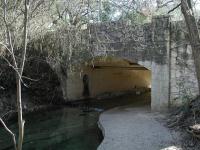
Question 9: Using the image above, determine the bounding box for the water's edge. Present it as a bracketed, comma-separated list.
[97, 115, 105, 150]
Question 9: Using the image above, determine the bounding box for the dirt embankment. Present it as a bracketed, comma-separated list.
[167, 96, 200, 149]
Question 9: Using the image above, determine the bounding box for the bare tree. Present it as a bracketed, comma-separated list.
[0, 0, 30, 149]
[0, 0, 49, 149]
[181, 0, 200, 93]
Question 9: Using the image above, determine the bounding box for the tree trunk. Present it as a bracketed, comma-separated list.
[16, 1, 29, 149]
[181, 0, 200, 93]
[16, 76, 24, 150]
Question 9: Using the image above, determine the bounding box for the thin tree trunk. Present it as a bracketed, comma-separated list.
[2, 0, 31, 149]
[181, 0, 200, 93]
[16, 76, 25, 150]
[20, 0, 29, 75]
[16, 0, 29, 149]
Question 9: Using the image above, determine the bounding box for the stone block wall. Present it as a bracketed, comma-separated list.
[169, 21, 199, 106]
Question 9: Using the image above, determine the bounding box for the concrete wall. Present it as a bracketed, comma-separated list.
[151, 63, 170, 110]
[169, 22, 199, 106]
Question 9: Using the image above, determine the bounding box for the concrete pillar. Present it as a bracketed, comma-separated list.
[151, 15, 171, 111]
[151, 63, 169, 111]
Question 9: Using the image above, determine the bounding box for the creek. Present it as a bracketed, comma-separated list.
[0, 92, 150, 150]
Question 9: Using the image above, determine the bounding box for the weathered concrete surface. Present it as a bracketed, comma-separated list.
[98, 106, 182, 150]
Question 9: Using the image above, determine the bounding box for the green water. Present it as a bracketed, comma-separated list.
[0, 108, 102, 150]
[0, 92, 150, 150]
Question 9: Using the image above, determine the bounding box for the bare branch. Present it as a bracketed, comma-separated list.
[0, 118, 17, 150]
[168, 3, 181, 14]
[22, 76, 40, 82]
[19, 0, 30, 75]
[157, 0, 174, 9]
[2, 56, 29, 88]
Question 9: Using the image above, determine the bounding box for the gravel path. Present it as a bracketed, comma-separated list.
[98, 106, 183, 150]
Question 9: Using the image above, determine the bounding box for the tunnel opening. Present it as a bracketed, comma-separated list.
[67, 56, 151, 107]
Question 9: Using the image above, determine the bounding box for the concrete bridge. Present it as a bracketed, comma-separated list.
[40, 15, 199, 111]
[79, 15, 198, 111]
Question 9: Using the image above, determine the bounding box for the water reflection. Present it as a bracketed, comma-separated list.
[0, 92, 150, 150]
[0, 108, 102, 150]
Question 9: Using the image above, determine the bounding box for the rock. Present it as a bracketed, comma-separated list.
[161, 146, 182, 150]
[187, 124, 200, 139]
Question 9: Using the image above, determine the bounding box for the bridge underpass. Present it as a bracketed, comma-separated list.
[67, 56, 151, 107]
